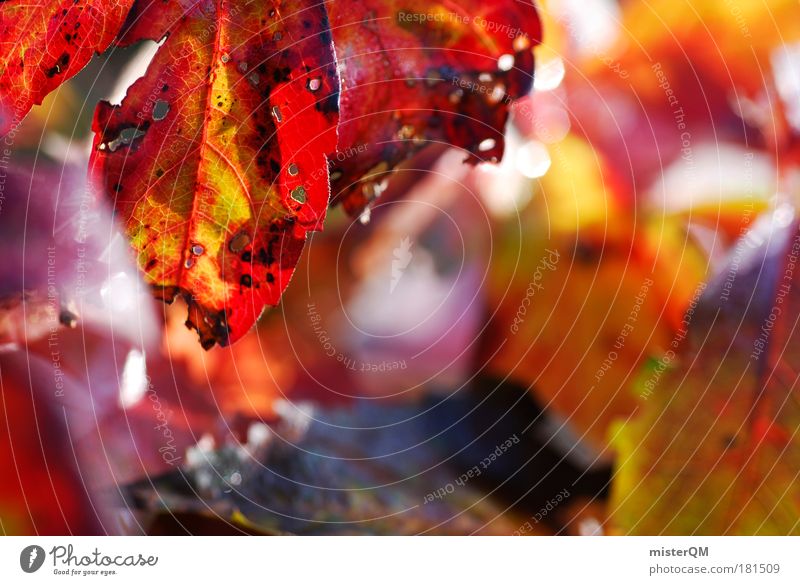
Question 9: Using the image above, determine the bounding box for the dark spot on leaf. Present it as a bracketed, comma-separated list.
[273, 66, 291, 83]
[316, 90, 339, 115]
[258, 247, 274, 265]
[59, 310, 78, 328]
[45, 52, 70, 78]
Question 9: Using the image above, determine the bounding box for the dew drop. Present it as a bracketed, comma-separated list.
[307, 77, 321, 92]
[221, 53, 230, 63]
[478, 138, 497, 152]
[273, 31, 283, 42]
[191, 244, 205, 256]
[238, 61, 248, 73]
[288, 163, 299, 176]
[272, 106, 283, 123]
[248, 72, 260, 86]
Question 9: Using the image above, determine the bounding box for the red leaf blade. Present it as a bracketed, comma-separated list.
[0, 0, 134, 134]
[91, 0, 339, 348]
[327, 1, 542, 215]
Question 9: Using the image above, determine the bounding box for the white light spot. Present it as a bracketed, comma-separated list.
[556, 0, 621, 57]
[247, 422, 271, 449]
[578, 517, 604, 536]
[478, 138, 497, 152]
[772, 43, 800, 132]
[772, 202, 795, 228]
[534, 57, 566, 92]
[516, 140, 551, 178]
[119, 349, 148, 408]
[497, 54, 515, 72]
[101, 272, 137, 313]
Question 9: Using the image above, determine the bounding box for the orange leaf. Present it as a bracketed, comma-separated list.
[90, 0, 340, 348]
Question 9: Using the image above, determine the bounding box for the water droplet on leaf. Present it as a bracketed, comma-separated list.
[478, 138, 497, 152]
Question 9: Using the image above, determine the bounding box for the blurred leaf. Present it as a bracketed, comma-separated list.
[0, 355, 100, 534]
[483, 135, 708, 453]
[611, 209, 800, 535]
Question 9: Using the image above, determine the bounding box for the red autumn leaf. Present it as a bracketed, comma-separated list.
[0, 355, 100, 535]
[0, 0, 133, 135]
[90, 0, 340, 348]
[88, 1, 540, 348]
[327, 0, 541, 216]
